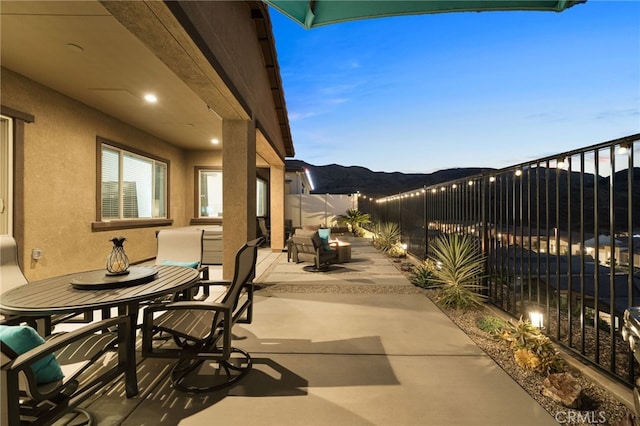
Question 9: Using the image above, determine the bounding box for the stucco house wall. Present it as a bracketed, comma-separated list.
[1, 1, 293, 281]
[2, 68, 201, 280]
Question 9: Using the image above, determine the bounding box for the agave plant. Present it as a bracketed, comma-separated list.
[410, 261, 436, 289]
[429, 234, 486, 310]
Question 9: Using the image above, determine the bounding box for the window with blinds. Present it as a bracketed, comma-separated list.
[101, 144, 167, 220]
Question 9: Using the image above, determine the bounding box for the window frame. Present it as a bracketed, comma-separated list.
[256, 177, 268, 218]
[92, 137, 172, 232]
[193, 167, 223, 223]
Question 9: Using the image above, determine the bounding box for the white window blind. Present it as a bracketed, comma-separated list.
[101, 144, 166, 220]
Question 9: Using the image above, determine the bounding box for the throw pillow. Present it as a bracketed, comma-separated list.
[0, 325, 64, 384]
[319, 236, 332, 252]
[161, 260, 200, 268]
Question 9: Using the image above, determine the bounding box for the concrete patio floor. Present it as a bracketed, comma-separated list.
[71, 236, 558, 426]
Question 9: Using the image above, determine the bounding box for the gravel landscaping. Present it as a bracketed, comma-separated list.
[391, 259, 638, 426]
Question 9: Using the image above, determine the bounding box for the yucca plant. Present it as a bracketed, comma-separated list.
[429, 234, 486, 310]
[373, 222, 401, 252]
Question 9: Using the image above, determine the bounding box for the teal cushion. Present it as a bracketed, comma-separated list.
[0, 325, 64, 384]
[318, 229, 332, 251]
[161, 260, 200, 268]
[319, 236, 332, 252]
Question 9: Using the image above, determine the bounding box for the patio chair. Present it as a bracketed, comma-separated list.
[0, 315, 128, 426]
[141, 237, 263, 393]
[0, 235, 89, 334]
[257, 217, 270, 246]
[155, 229, 210, 300]
[291, 229, 337, 272]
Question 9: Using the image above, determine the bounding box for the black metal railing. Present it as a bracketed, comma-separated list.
[363, 133, 640, 386]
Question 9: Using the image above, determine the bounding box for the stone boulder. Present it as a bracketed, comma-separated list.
[542, 373, 583, 408]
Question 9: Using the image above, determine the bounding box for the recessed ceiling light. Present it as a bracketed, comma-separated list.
[143, 93, 158, 103]
[211, 138, 220, 145]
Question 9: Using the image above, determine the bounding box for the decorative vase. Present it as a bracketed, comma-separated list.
[106, 236, 129, 275]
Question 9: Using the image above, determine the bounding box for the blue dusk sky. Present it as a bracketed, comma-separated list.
[268, 1, 640, 173]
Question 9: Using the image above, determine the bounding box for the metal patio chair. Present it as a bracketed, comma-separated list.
[141, 237, 263, 393]
[0, 235, 90, 334]
[155, 229, 210, 301]
[0, 316, 128, 426]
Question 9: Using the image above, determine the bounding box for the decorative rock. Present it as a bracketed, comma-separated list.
[542, 373, 583, 408]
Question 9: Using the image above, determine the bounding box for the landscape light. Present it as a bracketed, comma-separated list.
[529, 310, 544, 329]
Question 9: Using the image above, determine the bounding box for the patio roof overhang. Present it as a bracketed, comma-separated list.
[263, 0, 586, 29]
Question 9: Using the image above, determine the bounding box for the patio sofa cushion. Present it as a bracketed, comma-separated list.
[0, 325, 64, 384]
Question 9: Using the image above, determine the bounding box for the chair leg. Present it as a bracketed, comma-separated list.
[169, 348, 252, 393]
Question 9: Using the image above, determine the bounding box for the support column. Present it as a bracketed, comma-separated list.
[270, 164, 285, 252]
[222, 119, 256, 280]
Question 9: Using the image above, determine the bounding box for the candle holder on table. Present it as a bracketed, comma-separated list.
[106, 236, 129, 276]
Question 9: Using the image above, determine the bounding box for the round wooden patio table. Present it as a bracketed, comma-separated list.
[0, 265, 200, 398]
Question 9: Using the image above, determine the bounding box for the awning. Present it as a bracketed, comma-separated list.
[263, 0, 586, 29]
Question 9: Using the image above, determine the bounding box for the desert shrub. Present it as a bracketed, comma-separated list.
[409, 261, 437, 288]
[496, 317, 565, 375]
[476, 316, 507, 334]
[387, 243, 406, 258]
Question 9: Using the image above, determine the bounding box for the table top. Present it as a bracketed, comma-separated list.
[0, 265, 200, 316]
[70, 266, 158, 289]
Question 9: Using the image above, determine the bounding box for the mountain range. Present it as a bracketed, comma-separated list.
[286, 159, 492, 197]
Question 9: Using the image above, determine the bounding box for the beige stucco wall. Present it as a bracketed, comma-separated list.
[1, 68, 208, 281]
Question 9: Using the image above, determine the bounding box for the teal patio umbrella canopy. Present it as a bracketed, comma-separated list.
[263, 0, 586, 29]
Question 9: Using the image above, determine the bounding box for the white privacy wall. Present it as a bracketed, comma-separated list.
[285, 194, 358, 228]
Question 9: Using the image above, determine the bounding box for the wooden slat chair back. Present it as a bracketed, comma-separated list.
[141, 237, 263, 393]
[0, 316, 128, 426]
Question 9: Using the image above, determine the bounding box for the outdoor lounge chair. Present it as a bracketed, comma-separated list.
[0, 316, 128, 426]
[291, 229, 337, 272]
[141, 237, 263, 393]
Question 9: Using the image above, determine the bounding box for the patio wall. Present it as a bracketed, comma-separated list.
[364, 133, 640, 386]
[285, 193, 357, 229]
